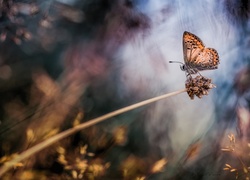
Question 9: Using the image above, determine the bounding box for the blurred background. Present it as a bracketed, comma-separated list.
[0, 0, 249, 179]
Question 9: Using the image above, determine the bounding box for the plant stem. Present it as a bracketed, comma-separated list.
[0, 88, 186, 177]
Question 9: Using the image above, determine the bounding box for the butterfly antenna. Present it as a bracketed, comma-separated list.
[169, 61, 184, 65]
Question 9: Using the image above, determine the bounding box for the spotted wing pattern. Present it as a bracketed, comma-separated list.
[183, 31, 219, 73]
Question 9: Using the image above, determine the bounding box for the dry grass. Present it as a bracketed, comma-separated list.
[0, 87, 186, 177]
[0, 71, 220, 179]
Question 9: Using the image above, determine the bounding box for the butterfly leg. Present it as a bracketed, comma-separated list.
[185, 72, 193, 79]
[197, 71, 205, 78]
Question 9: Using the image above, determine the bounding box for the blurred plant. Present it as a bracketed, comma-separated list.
[113, 125, 128, 146]
[0, 3, 220, 175]
[0, 88, 185, 177]
[0, 0, 85, 49]
[182, 140, 201, 165]
[222, 133, 250, 179]
[234, 67, 250, 95]
[0, 69, 220, 177]
[121, 155, 147, 179]
[0, 0, 38, 44]
[57, 145, 110, 179]
[150, 158, 168, 174]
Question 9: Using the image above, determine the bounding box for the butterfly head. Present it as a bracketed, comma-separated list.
[180, 64, 186, 71]
[169, 61, 199, 75]
[180, 64, 197, 74]
[169, 61, 186, 71]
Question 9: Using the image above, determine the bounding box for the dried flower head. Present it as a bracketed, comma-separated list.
[185, 76, 216, 99]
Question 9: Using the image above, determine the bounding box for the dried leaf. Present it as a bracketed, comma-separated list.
[184, 141, 201, 160]
[78, 173, 83, 179]
[136, 176, 146, 180]
[244, 166, 248, 173]
[73, 111, 84, 127]
[56, 146, 66, 154]
[88, 163, 105, 177]
[13, 162, 24, 169]
[4, 154, 19, 165]
[121, 155, 145, 177]
[42, 128, 59, 140]
[87, 152, 95, 157]
[230, 168, 237, 172]
[40, 19, 52, 28]
[105, 162, 111, 169]
[76, 160, 88, 171]
[151, 158, 168, 173]
[0, 156, 8, 164]
[57, 154, 68, 165]
[19, 171, 35, 180]
[23, 31, 32, 40]
[228, 134, 235, 143]
[33, 72, 60, 98]
[221, 148, 232, 152]
[80, 145, 88, 155]
[225, 164, 232, 168]
[65, 165, 73, 170]
[113, 126, 128, 146]
[72, 170, 78, 179]
[26, 129, 35, 143]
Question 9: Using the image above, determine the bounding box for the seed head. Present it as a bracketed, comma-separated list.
[185, 76, 216, 99]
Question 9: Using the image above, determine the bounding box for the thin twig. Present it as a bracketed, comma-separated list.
[0, 88, 186, 177]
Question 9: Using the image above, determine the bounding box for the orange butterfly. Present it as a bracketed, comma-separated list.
[170, 31, 220, 75]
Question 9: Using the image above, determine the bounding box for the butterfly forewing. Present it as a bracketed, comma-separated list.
[183, 31, 204, 65]
[182, 31, 219, 73]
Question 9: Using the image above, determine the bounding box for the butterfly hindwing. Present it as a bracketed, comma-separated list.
[195, 48, 219, 71]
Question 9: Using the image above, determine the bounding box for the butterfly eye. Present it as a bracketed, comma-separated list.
[180, 65, 186, 71]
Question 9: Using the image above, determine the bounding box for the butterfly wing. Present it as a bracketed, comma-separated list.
[183, 31, 219, 71]
[195, 48, 219, 71]
[183, 31, 205, 67]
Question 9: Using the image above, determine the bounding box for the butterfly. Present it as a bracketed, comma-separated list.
[170, 31, 220, 76]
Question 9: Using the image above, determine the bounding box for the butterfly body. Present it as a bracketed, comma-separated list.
[182, 31, 220, 75]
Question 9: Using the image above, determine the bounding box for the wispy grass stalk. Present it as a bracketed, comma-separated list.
[0, 88, 186, 177]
